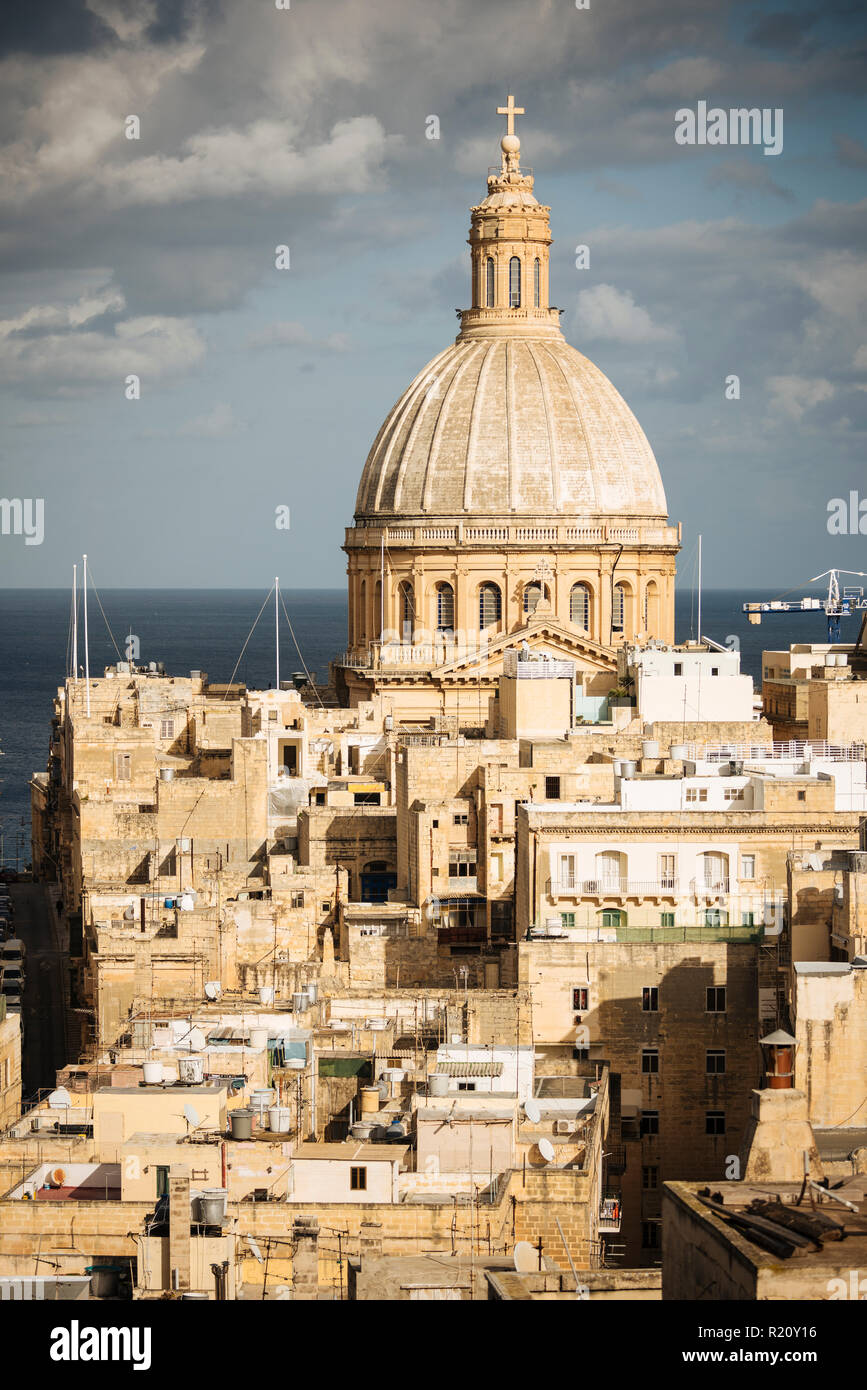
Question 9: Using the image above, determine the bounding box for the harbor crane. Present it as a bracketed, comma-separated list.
[743, 568, 867, 642]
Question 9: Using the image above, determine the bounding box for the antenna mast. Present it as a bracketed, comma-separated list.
[697, 534, 702, 644]
[82, 553, 91, 717]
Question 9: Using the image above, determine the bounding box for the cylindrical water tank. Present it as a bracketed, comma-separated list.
[428, 1073, 450, 1097]
[670, 743, 688, 760]
[387, 1120, 406, 1140]
[249, 1028, 269, 1051]
[200, 1190, 227, 1225]
[350, 1122, 374, 1140]
[269, 1106, 292, 1133]
[142, 1061, 163, 1085]
[178, 894, 195, 912]
[612, 760, 622, 776]
[621, 760, 637, 780]
[258, 986, 275, 1006]
[369, 1123, 388, 1141]
[360, 1086, 380, 1115]
[251, 1088, 273, 1111]
[229, 1108, 253, 1140]
[285, 1057, 305, 1071]
[179, 1056, 204, 1084]
[159, 767, 174, 781]
[305, 981, 318, 1004]
[292, 992, 307, 1012]
[642, 739, 660, 758]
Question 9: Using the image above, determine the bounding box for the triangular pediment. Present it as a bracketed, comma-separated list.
[431, 618, 617, 680]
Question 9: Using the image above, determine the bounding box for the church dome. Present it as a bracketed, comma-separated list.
[354, 334, 669, 522]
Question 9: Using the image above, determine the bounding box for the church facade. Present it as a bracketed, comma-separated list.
[337, 101, 680, 718]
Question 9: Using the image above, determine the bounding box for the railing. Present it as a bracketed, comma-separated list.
[690, 879, 730, 896]
[344, 522, 680, 549]
[689, 741, 866, 764]
[598, 1197, 622, 1233]
[547, 877, 680, 897]
[527, 923, 764, 944]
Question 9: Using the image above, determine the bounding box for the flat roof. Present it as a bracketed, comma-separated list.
[292, 1142, 409, 1162]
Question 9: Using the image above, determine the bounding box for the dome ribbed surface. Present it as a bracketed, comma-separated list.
[355, 336, 668, 521]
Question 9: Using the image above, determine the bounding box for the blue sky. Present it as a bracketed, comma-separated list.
[0, 0, 865, 592]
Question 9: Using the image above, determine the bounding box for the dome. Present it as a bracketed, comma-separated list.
[354, 334, 669, 522]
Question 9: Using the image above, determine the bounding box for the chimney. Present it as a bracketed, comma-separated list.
[292, 1216, 320, 1300]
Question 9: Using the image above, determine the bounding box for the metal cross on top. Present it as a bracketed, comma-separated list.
[497, 94, 525, 137]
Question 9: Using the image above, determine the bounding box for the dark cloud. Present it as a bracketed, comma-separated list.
[0, 0, 117, 56]
[145, 0, 222, 46]
[746, 11, 817, 53]
[835, 133, 867, 168]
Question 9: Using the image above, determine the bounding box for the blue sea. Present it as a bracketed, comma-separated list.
[0, 587, 841, 864]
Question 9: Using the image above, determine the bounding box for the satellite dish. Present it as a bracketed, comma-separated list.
[183, 1103, 201, 1130]
[188, 1028, 206, 1052]
[538, 1137, 555, 1163]
[47, 1087, 71, 1109]
[513, 1241, 537, 1273]
[246, 1235, 263, 1264]
[204, 981, 222, 1001]
[524, 1099, 541, 1124]
[50, 1168, 67, 1188]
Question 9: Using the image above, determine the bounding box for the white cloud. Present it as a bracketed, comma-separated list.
[179, 402, 242, 438]
[0, 312, 205, 386]
[766, 375, 835, 420]
[246, 321, 352, 353]
[574, 283, 678, 345]
[644, 57, 725, 98]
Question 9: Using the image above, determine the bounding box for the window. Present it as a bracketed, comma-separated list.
[545, 776, 561, 800]
[700, 852, 728, 888]
[641, 1049, 659, 1075]
[741, 855, 756, 880]
[268, 709, 278, 721]
[354, 792, 381, 805]
[641, 1220, 661, 1249]
[156, 1165, 170, 1198]
[797, 789, 806, 801]
[448, 853, 476, 878]
[596, 851, 624, 888]
[724, 787, 744, 802]
[673, 662, 683, 677]
[711, 666, 719, 677]
[350, 1166, 367, 1191]
[457, 1081, 476, 1092]
[660, 912, 675, 927]
[706, 986, 727, 1013]
[315, 791, 326, 806]
[561, 912, 575, 929]
[686, 787, 708, 803]
[640, 1110, 659, 1137]
[485, 257, 495, 308]
[706, 1049, 726, 1075]
[572, 987, 589, 1011]
[658, 854, 676, 889]
[741, 911, 755, 927]
[703, 909, 729, 927]
[642, 986, 659, 1012]
[612, 583, 627, 633]
[321, 902, 330, 914]
[644, 582, 659, 632]
[291, 892, 305, 909]
[160, 719, 174, 739]
[115, 752, 131, 781]
[453, 812, 468, 826]
[533, 257, 540, 307]
[642, 1165, 659, 1190]
[523, 581, 546, 615]
[479, 582, 502, 629]
[570, 582, 591, 630]
[706, 1111, 726, 1136]
[600, 908, 625, 928]
[509, 255, 521, 307]
[435, 582, 454, 631]
[399, 580, 415, 638]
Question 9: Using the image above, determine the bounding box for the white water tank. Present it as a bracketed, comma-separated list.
[258, 986, 275, 1006]
[292, 992, 307, 1012]
[142, 1062, 163, 1085]
[642, 739, 660, 758]
[428, 1073, 450, 1096]
[249, 1028, 269, 1051]
[179, 1056, 204, 1085]
[178, 894, 195, 912]
[305, 981, 318, 1003]
[269, 1106, 292, 1133]
[670, 743, 688, 760]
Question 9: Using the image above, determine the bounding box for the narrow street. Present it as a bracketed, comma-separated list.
[9, 882, 69, 1100]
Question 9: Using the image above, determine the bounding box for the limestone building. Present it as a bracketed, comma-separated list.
[337, 99, 680, 718]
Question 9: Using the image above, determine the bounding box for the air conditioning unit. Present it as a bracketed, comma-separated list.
[554, 1119, 572, 1136]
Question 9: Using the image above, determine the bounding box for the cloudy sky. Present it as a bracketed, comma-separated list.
[1, 0, 865, 591]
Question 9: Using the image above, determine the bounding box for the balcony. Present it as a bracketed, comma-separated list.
[690, 879, 730, 899]
[547, 877, 680, 899]
[598, 1197, 622, 1233]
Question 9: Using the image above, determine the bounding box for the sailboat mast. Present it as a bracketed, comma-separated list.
[72, 562, 78, 681]
[82, 553, 91, 717]
[275, 577, 280, 692]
